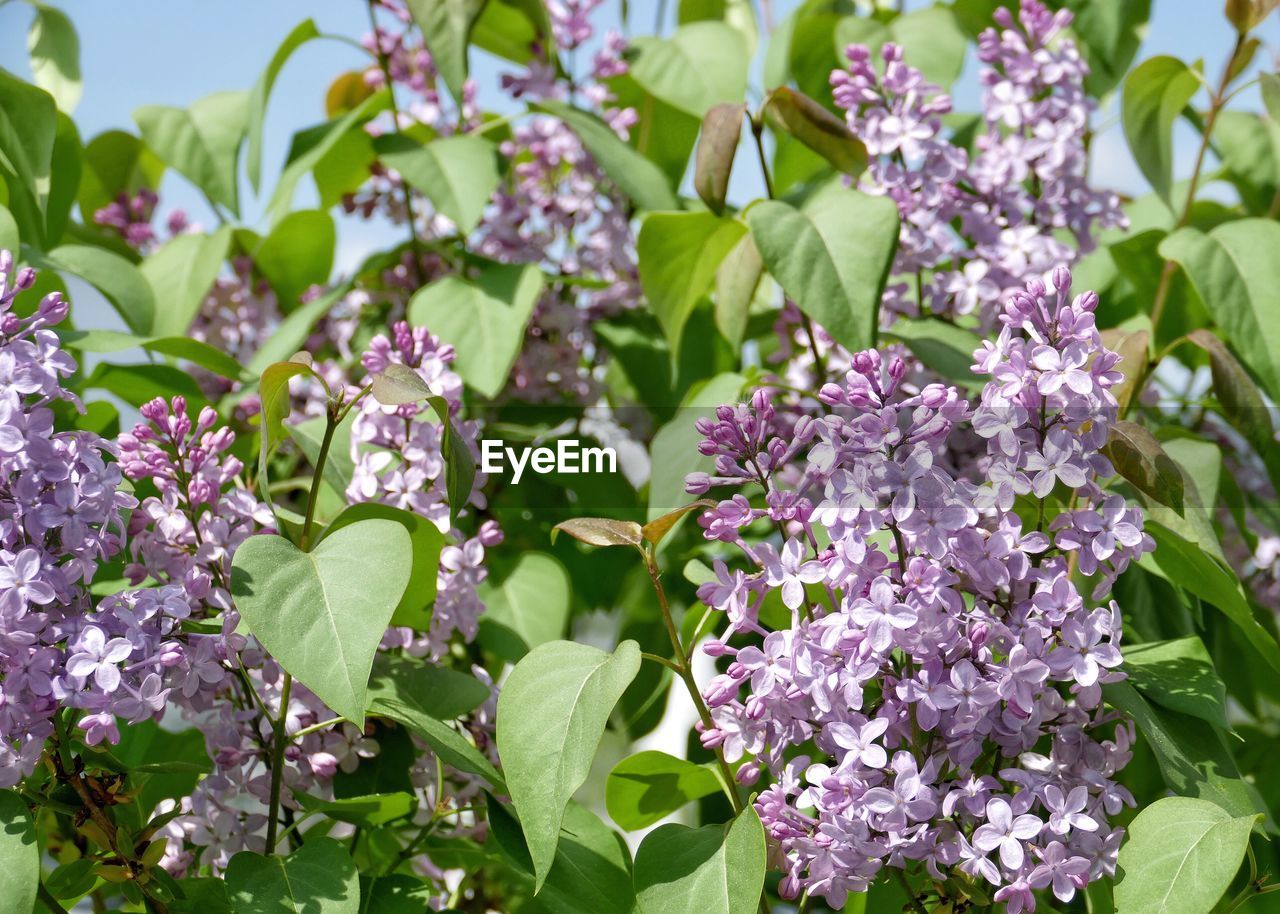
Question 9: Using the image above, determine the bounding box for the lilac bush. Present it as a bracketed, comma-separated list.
[4, 0, 1280, 912]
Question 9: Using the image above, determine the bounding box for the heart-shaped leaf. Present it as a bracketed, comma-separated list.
[230, 519, 412, 725]
[321, 502, 444, 630]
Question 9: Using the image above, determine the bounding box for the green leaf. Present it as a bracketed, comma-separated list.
[747, 185, 898, 354]
[43, 111, 79, 247]
[266, 91, 388, 224]
[374, 133, 501, 234]
[1104, 420, 1185, 513]
[1105, 680, 1262, 820]
[1123, 637, 1228, 730]
[77, 129, 165, 219]
[496, 639, 641, 891]
[253, 209, 335, 311]
[366, 668, 505, 792]
[1262, 72, 1280, 124]
[694, 103, 746, 216]
[27, 5, 81, 112]
[1114, 797, 1258, 914]
[230, 520, 412, 726]
[679, 0, 759, 57]
[1160, 220, 1280, 403]
[634, 806, 766, 914]
[478, 552, 571, 661]
[0, 790, 38, 914]
[226, 837, 360, 914]
[34, 243, 156, 333]
[638, 212, 746, 359]
[884, 317, 983, 390]
[404, 0, 487, 101]
[320, 502, 444, 630]
[295, 791, 416, 827]
[1121, 56, 1200, 206]
[606, 750, 722, 831]
[60, 328, 248, 382]
[762, 86, 866, 178]
[258, 360, 317, 454]
[488, 798, 637, 914]
[368, 653, 490, 721]
[471, 0, 556, 67]
[135, 92, 248, 216]
[714, 231, 763, 349]
[0, 203, 17, 254]
[141, 226, 232, 336]
[1140, 521, 1280, 672]
[648, 373, 745, 520]
[0, 66, 56, 202]
[629, 22, 749, 118]
[247, 18, 321, 193]
[532, 100, 677, 211]
[407, 261, 543, 397]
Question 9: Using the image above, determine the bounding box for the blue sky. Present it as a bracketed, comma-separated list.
[0, 0, 1276, 321]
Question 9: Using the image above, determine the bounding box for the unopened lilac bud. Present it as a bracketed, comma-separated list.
[37, 292, 68, 323]
[1052, 266, 1072, 293]
[15, 267, 36, 291]
[1026, 276, 1045, 298]
[478, 519, 503, 547]
[702, 637, 731, 657]
[1076, 290, 1098, 313]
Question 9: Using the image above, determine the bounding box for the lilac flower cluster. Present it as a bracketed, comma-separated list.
[775, 0, 1126, 386]
[692, 270, 1150, 910]
[350, 320, 501, 658]
[0, 253, 136, 785]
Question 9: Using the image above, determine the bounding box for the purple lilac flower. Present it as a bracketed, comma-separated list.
[775, 0, 1125, 390]
[688, 270, 1149, 910]
[0, 251, 136, 785]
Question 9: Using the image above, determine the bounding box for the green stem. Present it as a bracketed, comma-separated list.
[643, 553, 743, 815]
[264, 672, 293, 853]
[751, 116, 775, 200]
